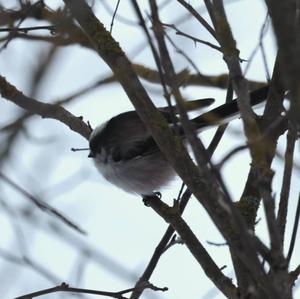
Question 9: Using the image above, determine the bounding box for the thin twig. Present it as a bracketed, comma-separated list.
[243, 13, 270, 77]
[0, 24, 57, 33]
[0, 247, 61, 284]
[277, 126, 297, 243]
[290, 264, 300, 284]
[176, 0, 217, 40]
[260, 187, 284, 264]
[15, 282, 168, 299]
[206, 82, 233, 157]
[143, 195, 238, 299]
[0, 172, 86, 234]
[102, 0, 137, 26]
[164, 32, 215, 87]
[110, 0, 121, 33]
[130, 188, 192, 299]
[206, 241, 227, 247]
[217, 145, 249, 169]
[131, 1, 180, 134]
[161, 22, 221, 52]
[287, 193, 300, 263]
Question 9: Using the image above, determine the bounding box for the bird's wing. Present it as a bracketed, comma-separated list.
[101, 111, 160, 162]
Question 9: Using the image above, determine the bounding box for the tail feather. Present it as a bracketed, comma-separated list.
[191, 85, 269, 130]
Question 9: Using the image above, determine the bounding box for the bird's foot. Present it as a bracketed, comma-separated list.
[142, 192, 162, 206]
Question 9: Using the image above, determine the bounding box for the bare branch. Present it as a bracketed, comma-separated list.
[109, 0, 121, 33]
[176, 0, 217, 40]
[277, 127, 297, 243]
[0, 75, 91, 140]
[162, 22, 221, 52]
[15, 282, 167, 299]
[130, 188, 192, 299]
[265, 0, 300, 129]
[0, 24, 57, 33]
[287, 193, 300, 263]
[143, 195, 238, 299]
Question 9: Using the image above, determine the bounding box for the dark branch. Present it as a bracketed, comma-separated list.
[0, 75, 91, 140]
[0, 24, 57, 33]
[15, 282, 167, 299]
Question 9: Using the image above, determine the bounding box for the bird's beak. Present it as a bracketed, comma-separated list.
[88, 152, 94, 158]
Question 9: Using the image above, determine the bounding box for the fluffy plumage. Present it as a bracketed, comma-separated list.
[89, 86, 269, 195]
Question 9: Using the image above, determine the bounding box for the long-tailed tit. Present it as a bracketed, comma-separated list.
[88, 86, 269, 196]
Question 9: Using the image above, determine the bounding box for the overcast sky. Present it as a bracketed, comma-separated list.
[0, 1, 299, 299]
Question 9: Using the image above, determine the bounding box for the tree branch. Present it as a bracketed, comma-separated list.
[0, 75, 91, 140]
[143, 195, 238, 299]
[15, 282, 167, 299]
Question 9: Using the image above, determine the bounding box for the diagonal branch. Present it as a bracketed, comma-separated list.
[130, 188, 192, 299]
[143, 195, 238, 299]
[277, 126, 297, 243]
[0, 75, 91, 140]
[176, 0, 217, 40]
[15, 282, 167, 299]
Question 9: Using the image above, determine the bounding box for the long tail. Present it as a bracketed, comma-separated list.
[191, 85, 269, 130]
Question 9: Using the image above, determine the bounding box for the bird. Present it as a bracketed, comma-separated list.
[88, 86, 269, 196]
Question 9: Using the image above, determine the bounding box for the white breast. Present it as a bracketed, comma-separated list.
[93, 150, 176, 195]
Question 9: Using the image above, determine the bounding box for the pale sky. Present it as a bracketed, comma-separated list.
[0, 1, 299, 299]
